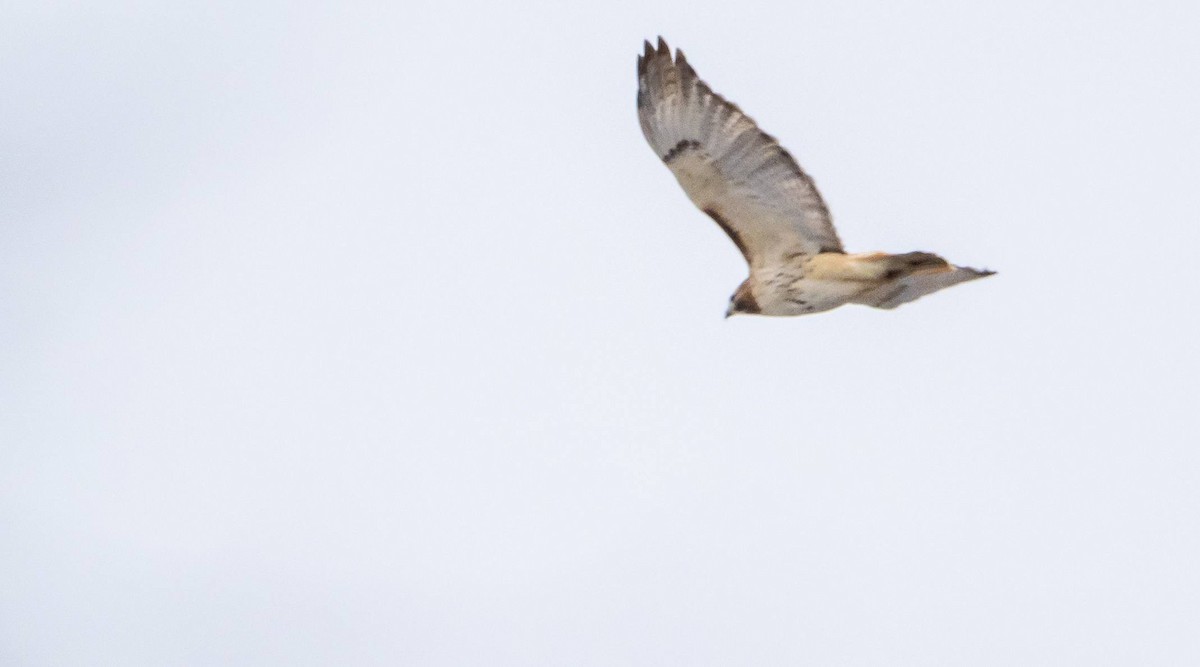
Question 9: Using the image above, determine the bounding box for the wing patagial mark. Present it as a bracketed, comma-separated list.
[702, 207, 749, 262]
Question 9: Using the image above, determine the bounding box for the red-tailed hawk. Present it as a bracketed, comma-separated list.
[637, 38, 994, 317]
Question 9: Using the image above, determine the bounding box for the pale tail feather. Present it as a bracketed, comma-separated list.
[854, 262, 995, 310]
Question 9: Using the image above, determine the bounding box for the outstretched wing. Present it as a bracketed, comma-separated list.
[637, 37, 842, 269]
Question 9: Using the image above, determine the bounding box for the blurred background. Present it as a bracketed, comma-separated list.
[3, 1, 1199, 664]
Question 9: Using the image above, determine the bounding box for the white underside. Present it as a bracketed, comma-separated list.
[747, 256, 992, 316]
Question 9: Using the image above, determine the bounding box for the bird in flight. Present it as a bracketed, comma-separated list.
[637, 37, 994, 318]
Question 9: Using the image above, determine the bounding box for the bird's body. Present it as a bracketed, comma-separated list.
[730, 251, 969, 316]
[637, 38, 993, 317]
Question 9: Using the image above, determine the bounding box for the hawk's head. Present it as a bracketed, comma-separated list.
[725, 280, 760, 318]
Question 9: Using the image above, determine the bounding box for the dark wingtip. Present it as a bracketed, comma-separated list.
[676, 48, 698, 82]
[639, 41, 653, 77]
[656, 36, 669, 57]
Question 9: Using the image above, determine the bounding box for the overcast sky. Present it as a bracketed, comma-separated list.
[3, 1, 1199, 665]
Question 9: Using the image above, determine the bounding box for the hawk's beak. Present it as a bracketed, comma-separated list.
[724, 305, 735, 319]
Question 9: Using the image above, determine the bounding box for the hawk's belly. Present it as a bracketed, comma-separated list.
[754, 278, 875, 317]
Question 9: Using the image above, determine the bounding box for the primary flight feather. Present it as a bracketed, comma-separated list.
[637, 37, 994, 317]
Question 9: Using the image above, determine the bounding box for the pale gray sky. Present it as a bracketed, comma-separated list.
[3, 1, 1199, 665]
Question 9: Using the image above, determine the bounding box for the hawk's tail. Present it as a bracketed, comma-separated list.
[881, 252, 951, 278]
[853, 252, 995, 310]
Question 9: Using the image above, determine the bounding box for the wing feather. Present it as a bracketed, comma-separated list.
[638, 38, 842, 268]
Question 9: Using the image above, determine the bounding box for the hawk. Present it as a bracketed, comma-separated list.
[637, 38, 994, 317]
